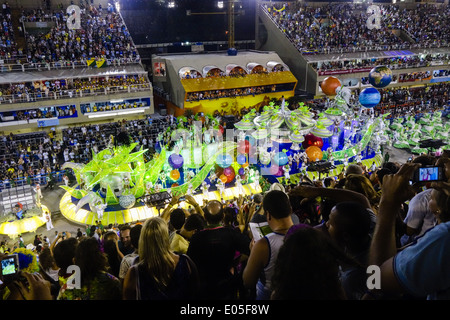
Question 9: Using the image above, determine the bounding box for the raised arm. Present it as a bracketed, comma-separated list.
[289, 184, 372, 209]
[369, 163, 419, 266]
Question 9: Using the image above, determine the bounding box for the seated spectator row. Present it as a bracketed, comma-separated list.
[0, 74, 150, 104]
[311, 53, 450, 74]
[23, 4, 139, 64]
[266, 2, 450, 54]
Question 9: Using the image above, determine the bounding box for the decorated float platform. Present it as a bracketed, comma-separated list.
[57, 64, 445, 226]
[0, 205, 50, 238]
[60, 183, 262, 226]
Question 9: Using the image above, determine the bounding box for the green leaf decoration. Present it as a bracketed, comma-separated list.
[106, 185, 119, 205]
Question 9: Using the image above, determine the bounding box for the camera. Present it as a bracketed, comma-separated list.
[411, 166, 445, 183]
[0, 254, 20, 284]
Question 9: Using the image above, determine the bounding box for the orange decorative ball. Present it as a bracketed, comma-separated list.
[170, 169, 180, 181]
[219, 174, 228, 183]
[305, 146, 323, 162]
[320, 76, 342, 96]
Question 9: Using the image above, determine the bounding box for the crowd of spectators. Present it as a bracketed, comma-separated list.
[0, 2, 17, 60]
[266, 2, 450, 54]
[186, 84, 278, 102]
[311, 53, 450, 74]
[0, 115, 172, 190]
[1, 151, 449, 301]
[22, 3, 139, 65]
[0, 74, 150, 105]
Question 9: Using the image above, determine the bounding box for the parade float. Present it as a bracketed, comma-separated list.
[58, 65, 447, 226]
[0, 184, 50, 238]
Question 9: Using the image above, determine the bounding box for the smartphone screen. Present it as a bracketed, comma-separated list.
[1, 254, 19, 281]
[416, 167, 443, 182]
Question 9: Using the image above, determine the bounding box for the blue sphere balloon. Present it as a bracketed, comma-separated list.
[359, 87, 381, 108]
[273, 152, 288, 166]
[216, 154, 233, 168]
[237, 154, 247, 165]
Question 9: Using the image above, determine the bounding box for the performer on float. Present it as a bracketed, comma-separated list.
[287, 154, 294, 168]
[343, 154, 349, 168]
[235, 174, 244, 194]
[326, 147, 335, 166]
[283, 163, 291, 182]
[123, 176, 131, 191]
[201, 181, 210, 197]
[14, 203, 24, 220]
[216, 178, 225, 200]
[293, 152, 301, 171]
[159, 172, 167, 189]
[94, 200, 108, 221]
[186, 183, 194, 196]
[154, 183, 163, 193]
[145, 181, 154, 195]
[252, 169, 260, 190]
[355, 152, 362, 164]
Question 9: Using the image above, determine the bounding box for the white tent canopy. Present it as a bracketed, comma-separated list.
[266, 61, 289, 72]
[225, 64, 247, 76]
[178, 66, 202, 79]
[202, 65, 224, 77]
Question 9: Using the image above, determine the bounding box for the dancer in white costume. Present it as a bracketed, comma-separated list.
[45, 211, 54, 231]
[34, 183, 43, 206]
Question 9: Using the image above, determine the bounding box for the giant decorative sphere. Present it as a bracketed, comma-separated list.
[320, 76, 342, 96]
[168, 153, 184, 169]
[368, 65, 392, 88]
[119, 194, 136, 209]
[302, 134, 324, 149]
[305, 146, 323, 162]
[273, 152, 289, 166]
[359, 87, 381, 108]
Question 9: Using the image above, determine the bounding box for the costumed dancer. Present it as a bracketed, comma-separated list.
[252, 169, 260, 190]
[343, 154, 349, 168]
[216, 178, 225, 200]
[145, 182, 153, 195]
[14, 203, 24, 220]
[154, 183, 163, 193]
[187, 183, 194, 196]
[94, 200, 108, 221]
[283, 164, 291, 182]
[201, 181, 210, 197]
[45, 210, 54, 231]
[235, 174, 244, 194]
[63, 174, 69, 186]
[33, 183, 43, 206]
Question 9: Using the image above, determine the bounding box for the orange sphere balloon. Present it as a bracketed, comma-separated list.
[320, 76, 342, 96]
[170, 169, 180, 181]
[220, 174, 228, 183]
[305, 146, 323, 162]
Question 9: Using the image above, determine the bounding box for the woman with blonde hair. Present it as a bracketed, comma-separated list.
[344, 174, 380, 213]
[122, 216, 199, 300]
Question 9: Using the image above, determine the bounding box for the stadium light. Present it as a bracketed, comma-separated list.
[168, 1, 175, 8]
[88, 113, 118, 118]
[217, 1, 224, 9]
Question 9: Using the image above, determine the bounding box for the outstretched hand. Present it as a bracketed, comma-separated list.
[184, 194, 198, 207]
